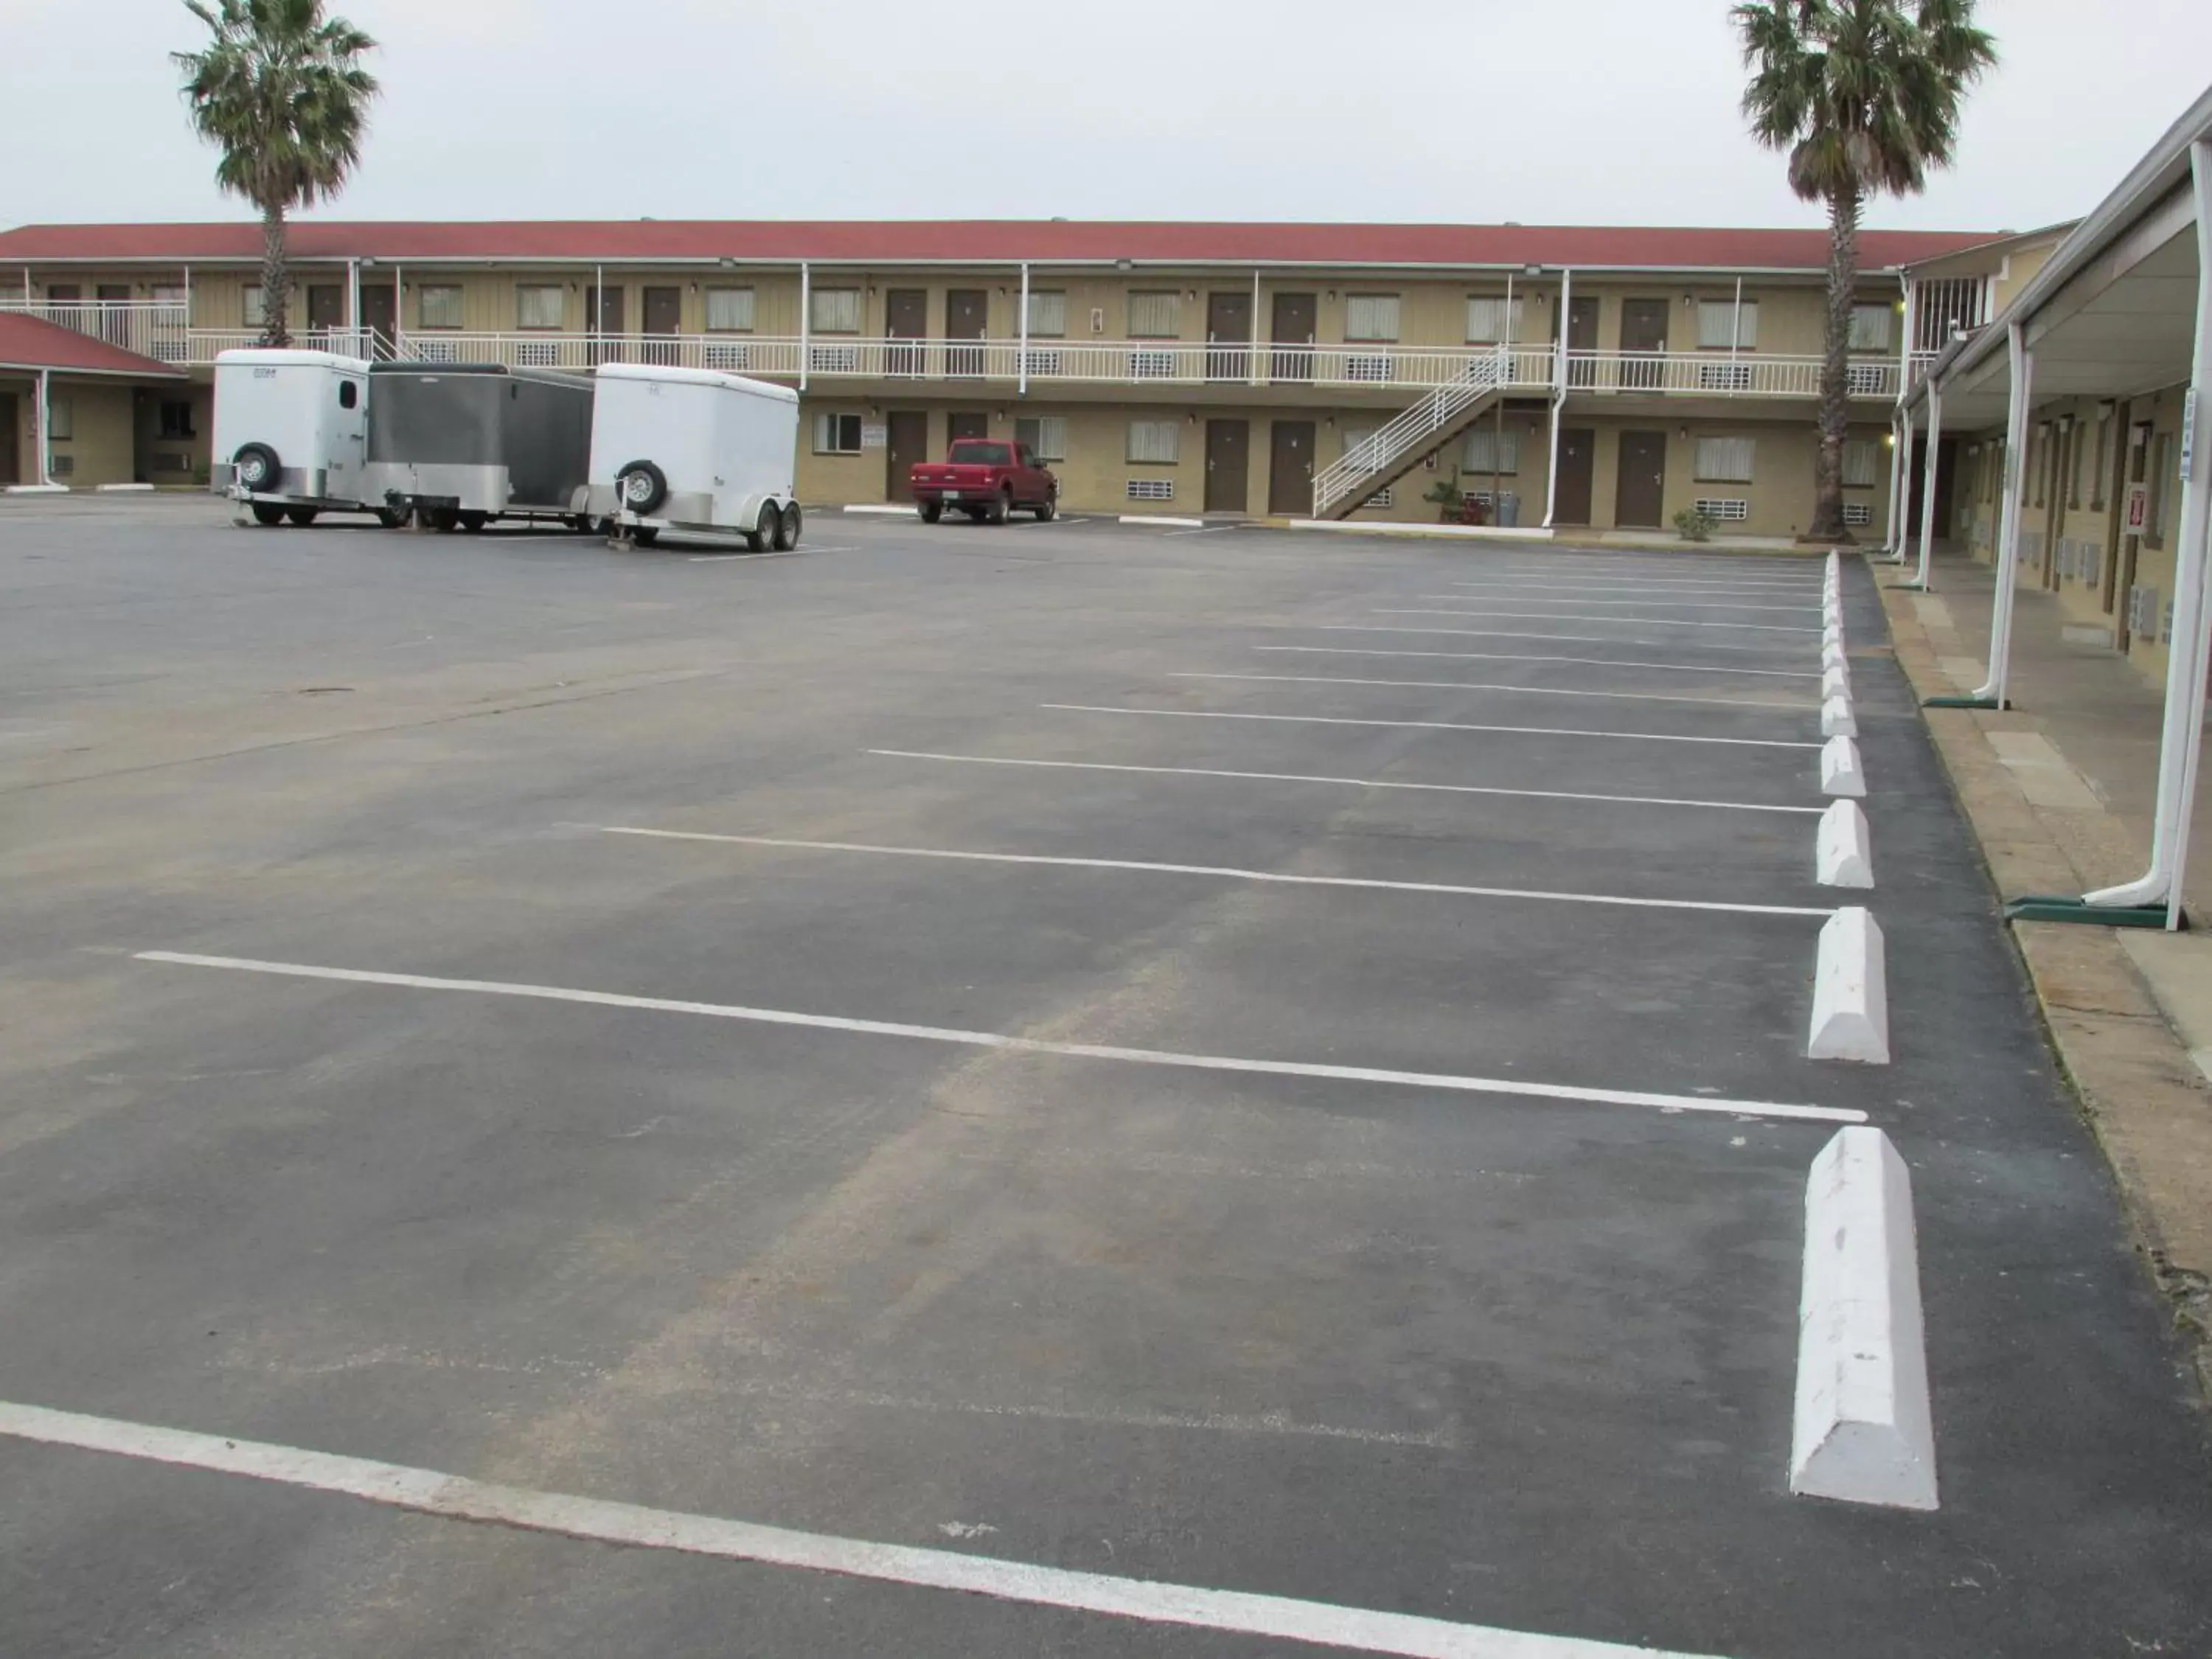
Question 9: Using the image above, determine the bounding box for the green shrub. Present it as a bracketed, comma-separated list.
[1672, 507, 1717, 543]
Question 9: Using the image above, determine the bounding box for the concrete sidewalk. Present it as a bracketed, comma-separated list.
[1879, 550, 2212, 1397]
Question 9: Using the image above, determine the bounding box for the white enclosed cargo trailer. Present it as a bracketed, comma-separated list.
[209, 349, 391, 526]
[585, 362, 801, 550]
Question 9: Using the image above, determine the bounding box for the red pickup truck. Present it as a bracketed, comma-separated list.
[910, 439, 1059, 524]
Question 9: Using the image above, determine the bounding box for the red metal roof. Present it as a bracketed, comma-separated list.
[0, 219, 2000, 272]
[0, 313, 185, 377]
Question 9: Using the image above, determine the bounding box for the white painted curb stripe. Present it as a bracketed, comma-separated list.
[1790, 1127, 1937, 1509]
[598, 827, 1836, 917]
[1822, 623, 1846, 650]
[1814, 800, 1874, 890]
[1255, 646, 1822, 681]
[1375, 610, 1822, 636]
[0, 1400, 1734, 1658]
[1119, 514, 1206, 528]
[1044, 703, 1821, 751]
[1821, 664, 1851, 701]
[97, 482, 158, 493]
[868, 750, 1828, 818]
[1820, 695, 1858, 740]
[134, 951, 1860, 1124]
[1820, 736, 1867, 799]
[1422, 594, 1818, 615]
[1306, 626, 1814, 657]
[1806, 908, 1889, 1064]
[1821, 641, 1849, 672]
[1172, 672, 1813, 713]
[841, 504, 915, 515]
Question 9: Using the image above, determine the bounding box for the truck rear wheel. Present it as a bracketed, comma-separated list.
[1034, 495, 1057, 522]
[987, 490, 1010, 526]
[919, 501, 942, 524]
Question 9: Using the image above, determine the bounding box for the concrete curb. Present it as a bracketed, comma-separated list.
[1821, 735, 1867, 798]
[1790, 1125, 1938, 1510]
[3, 483, 71, 495]
[95, 483, 156, 493]
[840, 504, 914, 517]
[1279, 519, 1554, 542]
[1120, 514, 1206, 529]
[1821, 695, 1859, 739]
[1822, 663, 1852, 701]
[1816, 800, 1875, 889]
[1809, 906, 1890, 1063]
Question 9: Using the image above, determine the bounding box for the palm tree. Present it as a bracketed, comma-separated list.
[1734, 0, 1995, 543]
[174, 0, 379, 348]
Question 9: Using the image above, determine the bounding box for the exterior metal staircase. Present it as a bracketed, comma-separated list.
[1309, 355, 1509, 519]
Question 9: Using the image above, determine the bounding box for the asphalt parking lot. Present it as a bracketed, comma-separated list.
[2, 493, 2209, 1658]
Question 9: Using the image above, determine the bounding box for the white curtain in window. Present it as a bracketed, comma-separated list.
[1694, 436, 1756, 482]
[1697, 299, 1757, 349]
[1464, 296, 1524, 344]
[1127, 419, 1180, 463]
[1016, 415, 1068, 460]
[705, 287, 756, 331]
[1345, 295, 1401, 342]
[516, 285, 565, 329]
[242, 285, 265, 327]
[420, 285, 464, 329]
[1026, 291, 1068, 337]
[1841, 439, 1880, 489]
[811, 288, 861, 333]
[47, 397, 73, 441]
[1127, 292, 1180, 338]
[1848, 303, 1893, 352]
[1462, 426, 1521, 473]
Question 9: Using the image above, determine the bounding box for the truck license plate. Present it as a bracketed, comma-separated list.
[943, 491, 961, 501]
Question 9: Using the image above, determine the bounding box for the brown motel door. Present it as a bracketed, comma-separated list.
[1554, 428, 1596, 523]
[1565, 296, 1600, 388]
[360, 282, 397, 349]
[0, 395, 18, 485]
[1269, 420, 1315, 515]
[886, 288, 926, 376]
[642, 286, 681, 364]
[1620, 299, 1669, 389]
[1207, 292, 1252, 381]
[1206, 420, 1250, 513]
[886, 411, 928, 501]
[948, 412, 990, 442]
[305, 284, 344, 335]
[947, 289, 987, 376]
[585, 285, 624, 364]
[1616, 430, 1668, 526]
[1271, 293, 1316, 383]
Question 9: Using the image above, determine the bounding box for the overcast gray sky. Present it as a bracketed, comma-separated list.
[6, 0, 2210, 234]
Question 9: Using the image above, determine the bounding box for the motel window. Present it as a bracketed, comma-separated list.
[1127, 291, 1181, 339]
[419, 285, 464, 330]
[1842, 439, 1881, 490]
[812, 411, 863, 455]
[1025, 291, 1068, 338]
[46, 397, 73, 442]
[1848, 303, 1893, 352]
[1694, 436, 1756, 483]
[515, 285, 565, 330]
[1465, 296, 1525, 345]
[150, 282, 186, 316]
[705, 287, 756, 332]
[242, 285, 265, 327]
[158, 400, 196, 439]
[810, 288, 861, 333]
[1344, 295, 1401, 344]
[1462, 425, 1521, 474]
[1015, 415, 1068, 462]
[2091, 411, 2114, 510]
[1127, 419, 1180, 464]
[1697, 299, 1758, 350]
[2033, 425, 2051, 507]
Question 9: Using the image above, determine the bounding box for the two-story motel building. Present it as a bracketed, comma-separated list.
[0, 218, 2051, 535]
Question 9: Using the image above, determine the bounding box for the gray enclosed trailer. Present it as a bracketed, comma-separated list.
[364, 362, 594, 531]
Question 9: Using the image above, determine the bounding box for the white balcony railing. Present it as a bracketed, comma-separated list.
[1561, 350, 1900, 400]
[1, 301, 193, 362]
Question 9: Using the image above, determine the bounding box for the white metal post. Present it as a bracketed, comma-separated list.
[1018, 261, 1029, 396]
[799, 261, 810, 393]
[1913, 384, 1943, 588]
[347, 257, 359, 347]
[1970, 320, 2034, 707]
[1543, 269, 1570, 528]
[35, 367, 51, 487]
[394, 262, 405, 356]
[1250, 268, 1262, 386]
[2084, 139, 2212, 922]
[1883, 409, 1909, 560]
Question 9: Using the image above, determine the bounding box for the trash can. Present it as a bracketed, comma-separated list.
[1496, 491, 1521, 528]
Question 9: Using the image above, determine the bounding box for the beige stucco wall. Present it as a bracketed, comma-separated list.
[36, 379, 135, 486]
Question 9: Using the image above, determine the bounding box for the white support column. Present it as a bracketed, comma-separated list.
[799, 261, 810, 393]
[1913, 386, 1943, 589]
[2084, 139, 2212, 923]
[1018, 261, 1030, 397]
[1883, 408, 1910, 561]
[1251, 268, 1262, 386]
[1543, 268, 1571, 529]
[35, 367, 52, 487]
[347, 258, 360, 346]
[394, 262, 404, 356]
[1970, 320, 2034, 707]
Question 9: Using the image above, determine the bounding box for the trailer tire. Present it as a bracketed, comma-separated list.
[458, 511, 489, 533]
[616, 460, 669, 515]
[987, 489, 1011, 525]
[232, 443, 281, 492]
[745, 500, 776, 553]
[632, 528, 660, 548]
[918, 501, 942, 524]
[376, 507, 408, 529]
[285, 507, 320, 527]
[250, 503, 286, 527]
[425, 507, 461, 533]
[774, 501, 802, 552]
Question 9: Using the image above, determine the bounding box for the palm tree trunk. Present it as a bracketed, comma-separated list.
[1811, 184, 1859, 543]
[260, 204, 291, 349]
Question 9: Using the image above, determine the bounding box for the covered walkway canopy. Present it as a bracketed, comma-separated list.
[0, 311, 184, 492]
[1895, 83, 2212, 927]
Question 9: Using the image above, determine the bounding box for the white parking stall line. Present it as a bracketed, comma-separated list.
[1253, 646, 1822, 681]
[0, 1400, 1738, 1659]
[689, 546, 855, 563]
[597, 827, 1835, 918]
[1040, 703, 1822, 751]
[1376, 610, 1823, 636]
[867, 750, 1825, 817]
[1297, 625, 1815, 656]
[135, 951, 1857, 1124]
[1170, 672, 1813, 713]
[1424, 594, 1820, 614]
[1452, 579, 1823, 594]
